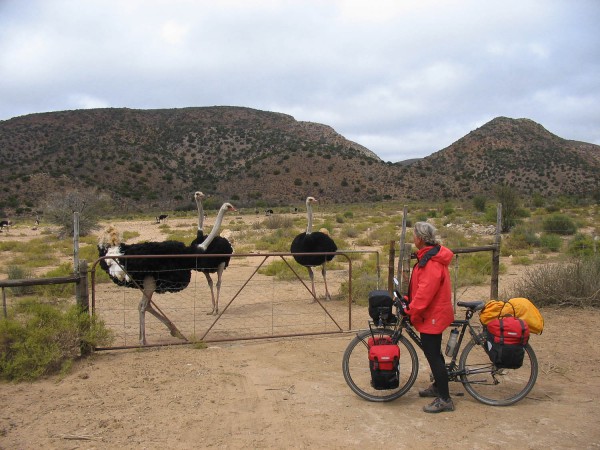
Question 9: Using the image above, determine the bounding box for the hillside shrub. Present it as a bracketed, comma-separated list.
[504, 256, 600, 307]
[43, 188, 112, 238]
[6, 265, 35, 296]
[0, 300, 113, 381]
[542, 214, 577, 235]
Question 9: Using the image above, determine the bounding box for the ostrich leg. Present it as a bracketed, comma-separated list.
[307, 267, 317, 301]
[322, 263, 332, 301]
[203, 272, 216, 315]
[138, 276, 156, 346]
[213, 262, 226, 315]
[139, 276, 186, 345]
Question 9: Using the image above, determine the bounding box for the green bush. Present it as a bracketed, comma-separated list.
[451, 252, 490, 287]
[263, 215, 294, 230]
[6, 265, 35, 296]
[542, 214, 577, 235]
[509, 225, 541, 249]
[568, 233, 595, 257]
[539, 233, 562, 252]
[258, 258, 302, 280]
[473, 196, 486, 212]
[339, 254, 384, 306]
[0, 300, 113, 381]
[37, 263, 76, 298]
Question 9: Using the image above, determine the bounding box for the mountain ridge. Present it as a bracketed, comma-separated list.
[0, 107, 598, 215]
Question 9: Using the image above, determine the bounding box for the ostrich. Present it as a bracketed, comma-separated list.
[290, 196, 337, 300]
[190, 199, 236, 315]
[98, 226, 191, 345]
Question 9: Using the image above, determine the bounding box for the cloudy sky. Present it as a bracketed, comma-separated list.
[1, 0, 598, 162]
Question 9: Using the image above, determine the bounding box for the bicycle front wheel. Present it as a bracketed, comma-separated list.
[459, 340, 538, 406]
[342, 328, 418, 402]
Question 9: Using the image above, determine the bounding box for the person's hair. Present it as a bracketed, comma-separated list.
[414, 221, 440, 246]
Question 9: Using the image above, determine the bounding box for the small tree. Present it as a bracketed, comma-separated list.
[495, 184, 521, 232]
[43, 188, 111, 238]
[473, 195, 486, 212]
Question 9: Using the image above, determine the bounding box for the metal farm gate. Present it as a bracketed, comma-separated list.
[91, 250, 381, 349]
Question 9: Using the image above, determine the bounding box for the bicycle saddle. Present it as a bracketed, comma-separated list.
[456, 301, 485, 311]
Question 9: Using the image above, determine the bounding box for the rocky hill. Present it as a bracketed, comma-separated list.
[0, 107, 598, 215]
[410, 117, 600, 199]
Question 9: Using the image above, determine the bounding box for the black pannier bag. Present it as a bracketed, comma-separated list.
[368, 290, 397, 325]
[368, 336, 400, 390]
[485, 317, 529, 369]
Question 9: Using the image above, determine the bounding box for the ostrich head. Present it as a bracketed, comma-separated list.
[194, 191, 205, 201]
[97, 226, 130, 282]
[98, 225, 121, 248]
[307, 196, 317, 204]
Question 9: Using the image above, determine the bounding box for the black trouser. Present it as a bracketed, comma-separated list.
[420, 332, 450, 400]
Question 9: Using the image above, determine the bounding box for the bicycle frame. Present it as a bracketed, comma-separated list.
[371, 300, 485, 383]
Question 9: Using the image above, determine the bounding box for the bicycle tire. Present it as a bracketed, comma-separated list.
[459, 340, 538, 406]
[342, 328, 418, 402]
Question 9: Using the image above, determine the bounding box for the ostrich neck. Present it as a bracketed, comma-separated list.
[196, 198, 204, 232]
[198, 205, 227, 250]
[306, 202, 313, 235]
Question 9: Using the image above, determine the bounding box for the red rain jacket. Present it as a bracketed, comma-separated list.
[407, 245, 455, 334]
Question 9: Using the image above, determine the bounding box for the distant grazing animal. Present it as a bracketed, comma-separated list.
[265, 209, 274, 216]
[98, 226, 191, 345]
[156, 214, 168, 223]
[190, 199, 236, 315]
[0, 220, 11, 231]
[290, 197, 337, 300]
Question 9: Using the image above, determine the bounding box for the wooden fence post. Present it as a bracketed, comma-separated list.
[388, 241, 395, 293]
[2, 287, 6, 319]
[490, 203, 502, 299]
[76, 260, 89, 312]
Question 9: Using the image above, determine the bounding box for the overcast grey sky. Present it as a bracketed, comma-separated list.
[1, 0, 598, 162]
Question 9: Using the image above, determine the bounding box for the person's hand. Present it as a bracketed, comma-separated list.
[399, 299, 409, 317]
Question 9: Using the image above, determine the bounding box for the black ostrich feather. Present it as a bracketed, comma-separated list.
[98, 241, 191, 293]
[291, 231, 337, 267]
[190, 236, 233, 273]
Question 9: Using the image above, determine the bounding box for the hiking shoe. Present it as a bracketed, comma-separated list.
[423, 397, 455, 413]
[418, 384, 439, 398]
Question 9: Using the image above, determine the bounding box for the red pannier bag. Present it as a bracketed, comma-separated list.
[485, 316, 529, 369]
[368, 336, 400, 390]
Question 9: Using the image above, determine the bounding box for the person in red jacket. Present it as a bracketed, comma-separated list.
[406, 221, 455, 413]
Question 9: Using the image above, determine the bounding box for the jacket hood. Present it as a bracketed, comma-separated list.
[417, 245, 454, 267]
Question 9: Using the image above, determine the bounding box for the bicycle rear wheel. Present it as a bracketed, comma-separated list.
[459, 340, 538, 406]
[342, 328, 418, 402]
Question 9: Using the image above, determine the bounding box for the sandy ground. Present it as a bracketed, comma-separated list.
[1, 308, 600, 449]
[1, 218, 600, 449]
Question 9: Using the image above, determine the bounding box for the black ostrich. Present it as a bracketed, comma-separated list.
[290, 196, 337, 300]
[190, 199, 236, 315]
[98, 226, 191, 345]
